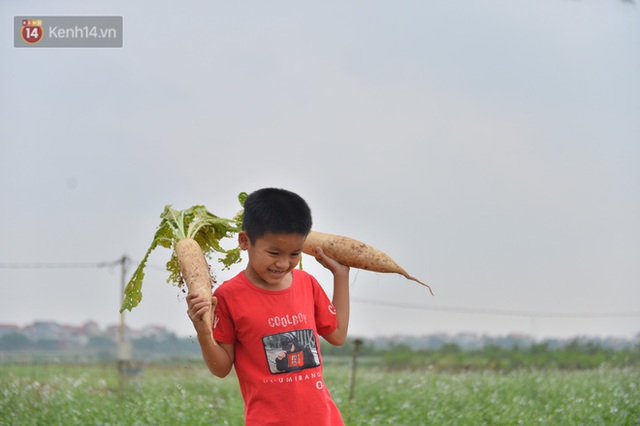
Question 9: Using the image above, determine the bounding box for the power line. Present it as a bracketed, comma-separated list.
[0, 259, 172, 281]
[352, 297, 640, 319]
[0, 260, 122, 269]
[2, 262, 638, 319]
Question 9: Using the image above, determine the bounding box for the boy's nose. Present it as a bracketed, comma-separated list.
[275, 257, 289, 268]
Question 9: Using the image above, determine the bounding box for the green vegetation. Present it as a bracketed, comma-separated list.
[375, 341, 640, 372]
[322, 338, 640, 372]
[2, 336, 638, 423]
[1, 364, 638, 425]
[3, 335, 639, 371]
[120, 195, 246, 313]
[0, 364, 244, 425]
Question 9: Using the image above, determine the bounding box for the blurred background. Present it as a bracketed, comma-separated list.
[1, 0, 639, 344]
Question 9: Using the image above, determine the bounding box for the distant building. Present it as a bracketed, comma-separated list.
[82, 321, 101, 336]
[0, 324, 21, 337]
[25, 321, 60, 341]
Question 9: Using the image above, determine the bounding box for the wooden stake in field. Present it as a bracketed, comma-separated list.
[349, 338, 364, 403]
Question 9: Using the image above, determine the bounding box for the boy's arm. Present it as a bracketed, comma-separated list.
[187, 294, 234, 377]
[313, 247, 350, 346]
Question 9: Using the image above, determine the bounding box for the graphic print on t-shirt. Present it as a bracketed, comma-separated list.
[262, 329, 321, 374]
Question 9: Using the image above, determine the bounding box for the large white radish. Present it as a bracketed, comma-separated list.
[303, 231, 433, 295]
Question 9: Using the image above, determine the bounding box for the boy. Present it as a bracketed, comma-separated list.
[187, 188, 350, 425]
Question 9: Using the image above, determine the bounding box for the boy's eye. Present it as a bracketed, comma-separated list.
[266, 251, 300, 257]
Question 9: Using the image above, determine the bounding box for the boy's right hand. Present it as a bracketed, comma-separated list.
[186, 293, 216, 337]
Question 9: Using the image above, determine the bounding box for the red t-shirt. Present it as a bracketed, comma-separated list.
[213, 269, 344, 426]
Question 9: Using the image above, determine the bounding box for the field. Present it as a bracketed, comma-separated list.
[1, 363, 638, 425]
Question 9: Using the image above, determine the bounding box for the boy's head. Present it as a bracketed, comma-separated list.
[242, 188, 312, 244]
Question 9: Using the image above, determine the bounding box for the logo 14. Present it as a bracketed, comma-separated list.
[21, 19, 43, 44]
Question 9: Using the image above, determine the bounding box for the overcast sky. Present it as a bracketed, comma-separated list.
[1, 0, 639, 341]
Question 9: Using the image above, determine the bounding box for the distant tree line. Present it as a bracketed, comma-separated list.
[321, 338, 640, 371]
[0, 332, 202, 363]
[2, 333, 639, 370]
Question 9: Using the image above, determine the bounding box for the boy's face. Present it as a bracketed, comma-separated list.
[239, 231, 305, 290]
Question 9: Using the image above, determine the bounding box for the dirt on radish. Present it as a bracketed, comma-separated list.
[302, 230, 433, 295]
[175, 238, 215, 330]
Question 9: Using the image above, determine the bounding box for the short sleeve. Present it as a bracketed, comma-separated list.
[212, 286, 236, 344]
[310, 274, 338, 337]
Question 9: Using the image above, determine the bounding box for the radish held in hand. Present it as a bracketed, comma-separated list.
[120, 195, 246, 314]
[302, 231, 433, 295]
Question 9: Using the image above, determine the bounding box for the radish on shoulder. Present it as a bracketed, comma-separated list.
[303, 230, 433, 295]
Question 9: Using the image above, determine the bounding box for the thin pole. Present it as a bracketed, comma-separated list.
[349, 339, 364, 403]
[118, 256, 129, 379]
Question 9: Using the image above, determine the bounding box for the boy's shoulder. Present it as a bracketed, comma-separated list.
[292, 268, 313, 281]
[292, 269, 324, 290]
[214, 269, 320, 298]
[214, 271, 246, 294]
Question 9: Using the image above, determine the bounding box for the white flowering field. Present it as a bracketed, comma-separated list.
[1, 364, 638, 425]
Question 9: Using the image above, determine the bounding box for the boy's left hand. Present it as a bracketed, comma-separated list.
[313, 247, 350, 276]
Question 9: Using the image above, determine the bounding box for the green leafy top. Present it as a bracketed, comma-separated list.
[120, 193, 247, 313]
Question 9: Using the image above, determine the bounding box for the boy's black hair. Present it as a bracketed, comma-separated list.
[242, 188, 312, 243]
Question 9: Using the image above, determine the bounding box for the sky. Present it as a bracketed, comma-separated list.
[1, 0, 639, 341]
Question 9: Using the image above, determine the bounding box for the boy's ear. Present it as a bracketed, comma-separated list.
[238, 231, 250, 250]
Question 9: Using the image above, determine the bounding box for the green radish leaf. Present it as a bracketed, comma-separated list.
[120, 197, 245, 313]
